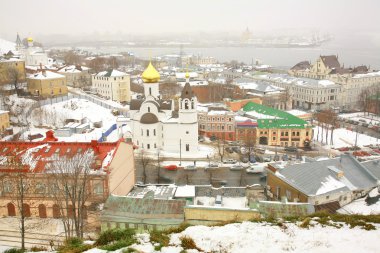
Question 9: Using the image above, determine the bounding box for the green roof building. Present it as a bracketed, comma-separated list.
[243, 102, 313, 147]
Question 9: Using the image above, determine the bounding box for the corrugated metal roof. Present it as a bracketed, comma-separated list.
[103, 195, 186, 216]
[274, 155, 378, 196]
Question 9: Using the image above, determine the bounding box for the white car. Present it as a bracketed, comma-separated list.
[223, 159, 237, 164]
[184, 165, 197, 171]
[246, 164, 266, 174]
[230, 164, 245, 171]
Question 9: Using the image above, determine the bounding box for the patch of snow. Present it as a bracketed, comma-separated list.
[316, 175, 346, 195]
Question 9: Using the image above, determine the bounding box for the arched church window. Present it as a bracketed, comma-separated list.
[191, 99, 195, 109]
[186, 144, 190, 151]
[184, 100, 189, 109]
[148, 106, 150, 112]
[149, 87, 152, 95]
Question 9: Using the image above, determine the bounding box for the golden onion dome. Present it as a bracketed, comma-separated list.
[185, 71, 190, 79]
[27, 37, 33, 42]
[142, 62, 160, 83]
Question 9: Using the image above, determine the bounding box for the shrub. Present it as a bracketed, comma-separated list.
[122, 248, 137, 253]
[299, 217, 312, 229]
[4, 249, 24, 253]
[180, 236, 201, 251]
[95, 228, 135, 246]
[150, 230, 170, 250]
[57, 237, 93, 253]
[100, 238, 136, 251]
[164, 223, 191, 234]
[29, 246, 47, 252]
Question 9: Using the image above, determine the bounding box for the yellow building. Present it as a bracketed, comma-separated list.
[27, 70, 68, 97]
[0, 59, 26, 85]
[243, 102, 313, 148]
[0, 110, 10, 133]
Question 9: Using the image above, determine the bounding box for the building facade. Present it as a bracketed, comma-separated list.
[0, 110, 10, 133]
[0, 58, 26, 85]
[289, 55, 380, 109]
[266, 155, 378, 212]
[27, 70, 68, 97]
[243, 102, 313, 148]
[198, 109, 236, 141]
[0, 139, 135, 221]
[92, 69, 131, 103]
[58, 65, 92, 88]
[129, 63, 199, 154]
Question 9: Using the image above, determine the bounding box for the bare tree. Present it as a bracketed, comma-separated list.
[217, 136, 226, 162]
[139, 150, 152, 184]
[7, 66, 23, 96]
[87, 57, 107, 73]
[63, 51, 82, 66]
[280, 87, 292, 110]
[0, 156, 37, 250]
[358, 87, 372, 116]
[46, 150, 96, 239]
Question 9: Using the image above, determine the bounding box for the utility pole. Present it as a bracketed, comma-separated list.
[354, 125, 359, 148]
[179, 139, 182, 166]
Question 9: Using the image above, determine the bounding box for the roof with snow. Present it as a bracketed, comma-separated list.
[27, 71, 65, 80]
[234, 78, 283, 94]
[270, 155, 378, 197]
[95, 69, 127, 77]
[0, 138, 120, 173]
[243, 102, 309, 129]
[58, 65, 90, 73]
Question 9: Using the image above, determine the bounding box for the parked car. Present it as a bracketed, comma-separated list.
[164, 164, 178, 171]
[210, 135, 217, 141]
[285, 146, 298, 152]
[223, 159, 237, 164]
[205, 162, 219, 170]
[241, 156, 249, 163]
[225, 147, 234, 153]
[263, 156, 271, 162]
[230, 164, 244, 170]
[184, 165, 197, 170]
[246, 164, 266, 174]
[232, 146, 240, 153]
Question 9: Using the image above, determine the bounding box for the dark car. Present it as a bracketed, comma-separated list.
[285, 146, 298, 152]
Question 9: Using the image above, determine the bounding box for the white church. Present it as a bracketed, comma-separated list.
[129, 62, 199, 154]
[14, 34, 48, 66]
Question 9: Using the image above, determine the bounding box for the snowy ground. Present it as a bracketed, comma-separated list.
[313, 126, 380, 148]
[140, 144, 217, 159]
[116, 221, 380, 253]
[338, 188, 380, 215]
[21, 98, 126, 142]
[339, 112, 380, 124]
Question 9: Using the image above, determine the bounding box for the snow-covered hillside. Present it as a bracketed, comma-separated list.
[82, 221, 380, 253]
[0, 38, 15, 54]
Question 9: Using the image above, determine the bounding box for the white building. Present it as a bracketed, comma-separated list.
[92, 69, 131, 103]
[129, 62, 198, 154]
[18, 37, 48, 66]
[58, 65, 91, 88]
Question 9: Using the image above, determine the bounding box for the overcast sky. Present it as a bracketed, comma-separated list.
[1, 0, 379, 39]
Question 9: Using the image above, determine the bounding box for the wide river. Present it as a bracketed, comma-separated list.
[90, 33, 380, 69]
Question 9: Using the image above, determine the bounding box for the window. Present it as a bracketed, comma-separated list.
[7, 203, 16, 216]
[93, 182, 104, 195]
[146, 129, 149, 136]
[154, 129, 156, 136]
[35, 183, 46, 194]
[186, 144, 189, 151]
[147, 144, 150, 149]
[186, 131, 189, 134]
[141, 129, 143, 136]
[326, 195, 330, 200]
[148, 107, 150, 112]
[149, 87, 152, 95]
[38, 204, 47, 218]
